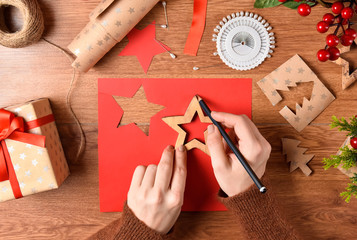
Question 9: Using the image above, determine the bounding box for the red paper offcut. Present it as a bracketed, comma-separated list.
[119, 22, 170, 73]
[98, 78, 252, 212]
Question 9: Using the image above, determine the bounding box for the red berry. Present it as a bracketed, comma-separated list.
[341, 7, 354, 19]
[317, 49, 330, 62]
[331, 2, 344, 14]
[326, 34, 339, 47]
[345, 28, 357, 39]
[298, 3, 311, 16]
[341, 35, 354, 46]
[323, 13, 335, 24]
[316, 21, 329, 33]
[278, 0, 287, 2]
[350, 137, 357, 149]
[328, 47, 340, 61]
[294, 0, 301, 2]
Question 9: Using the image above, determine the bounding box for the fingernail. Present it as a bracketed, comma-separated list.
[167, 145, 173, 150]
[207, 125, 214, 134]
[178, 145, 186, 152]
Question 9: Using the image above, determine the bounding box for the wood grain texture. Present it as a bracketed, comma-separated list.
[0, 0, 356, 239]
[113, 85, 165, 135]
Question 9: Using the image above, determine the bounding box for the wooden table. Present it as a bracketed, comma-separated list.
[1, 0, 356, 239]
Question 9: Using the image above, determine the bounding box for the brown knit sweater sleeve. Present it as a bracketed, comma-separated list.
[218, 176, 301, 240]
[88, 203, 172, 240]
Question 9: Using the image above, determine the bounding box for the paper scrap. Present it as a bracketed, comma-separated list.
[119, 22, 170, 73]
[257, 54, 335, 132]
[332, 46, 357, 90]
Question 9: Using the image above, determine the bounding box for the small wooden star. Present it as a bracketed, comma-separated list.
[162, 96, 212, 155]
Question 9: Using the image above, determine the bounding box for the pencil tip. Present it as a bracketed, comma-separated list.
[196, 95, 202, 101]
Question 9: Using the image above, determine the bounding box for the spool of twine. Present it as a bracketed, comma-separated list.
[0, 0, 44, 48]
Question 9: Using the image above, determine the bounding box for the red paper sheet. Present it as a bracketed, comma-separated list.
[98, 78, 252, 212]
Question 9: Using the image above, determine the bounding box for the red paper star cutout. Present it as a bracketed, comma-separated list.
[119, 22, 170, 73]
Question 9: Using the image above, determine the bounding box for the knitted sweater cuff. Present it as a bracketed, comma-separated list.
[218, 175, 300, 240]
[115, 203, 173, 240]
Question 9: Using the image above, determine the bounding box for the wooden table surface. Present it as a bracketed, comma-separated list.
[1, 0, 357, 239]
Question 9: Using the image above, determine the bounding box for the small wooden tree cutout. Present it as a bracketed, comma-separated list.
[162, 96, 212, 155]
[332, 45, 357, 90]
[282, 138, 314, 176]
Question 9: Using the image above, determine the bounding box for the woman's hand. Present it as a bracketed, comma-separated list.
[206, 112, 271, 196]
[127, 145, 187, 234]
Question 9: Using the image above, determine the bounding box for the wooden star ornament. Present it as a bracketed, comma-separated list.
[162, 96, 212, 155]
[113, 85, 165, 135]
[333, 44, 357, 90]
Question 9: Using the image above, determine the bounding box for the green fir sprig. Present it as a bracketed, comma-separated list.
[340, 174, 357, 203]
[323, 116, 357, 203]
[323, 146, 357, 170]
[254, 0, 318, 9]
[330, 115, 357, 137]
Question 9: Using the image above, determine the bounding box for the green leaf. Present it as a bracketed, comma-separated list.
[254, 0, 283, 8]
[283, 1, 316, 10]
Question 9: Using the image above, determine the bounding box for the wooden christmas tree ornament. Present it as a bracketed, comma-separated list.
[162, 96, 212, 155]
[282, 138, 314, 176]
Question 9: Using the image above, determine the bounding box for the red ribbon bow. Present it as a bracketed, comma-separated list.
[0, 109, 46, 198]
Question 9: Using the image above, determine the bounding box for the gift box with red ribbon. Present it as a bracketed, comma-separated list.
[0, 99, 69, 202]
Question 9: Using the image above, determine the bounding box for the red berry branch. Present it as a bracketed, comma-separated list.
[255, 0, 356, 61]
[315, 1, 356, 62]
[279, 0, 356, 62]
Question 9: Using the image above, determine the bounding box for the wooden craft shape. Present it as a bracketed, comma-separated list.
[257, 54, 335, 132]
[332, 45, 357, 90]
[113, 85, 165, 135]
[282, 138, 314, 176]
[162, 96, 212, 155]
[337, 137, 357, 178]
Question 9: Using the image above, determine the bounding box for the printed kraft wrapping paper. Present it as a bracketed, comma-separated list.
[0, 99, 69, 202]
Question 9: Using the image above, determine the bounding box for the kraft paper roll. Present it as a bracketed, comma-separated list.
[68, 0, 160, 72]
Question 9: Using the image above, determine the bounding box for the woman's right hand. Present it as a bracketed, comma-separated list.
[206, 112, 271, 196]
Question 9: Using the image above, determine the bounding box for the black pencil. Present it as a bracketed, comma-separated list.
[197, 95, 266, 193]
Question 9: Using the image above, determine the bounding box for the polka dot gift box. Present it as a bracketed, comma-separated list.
[0, 99, 69, 202]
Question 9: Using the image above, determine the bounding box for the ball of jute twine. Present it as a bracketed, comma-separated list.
[0, 0, 44, 48]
